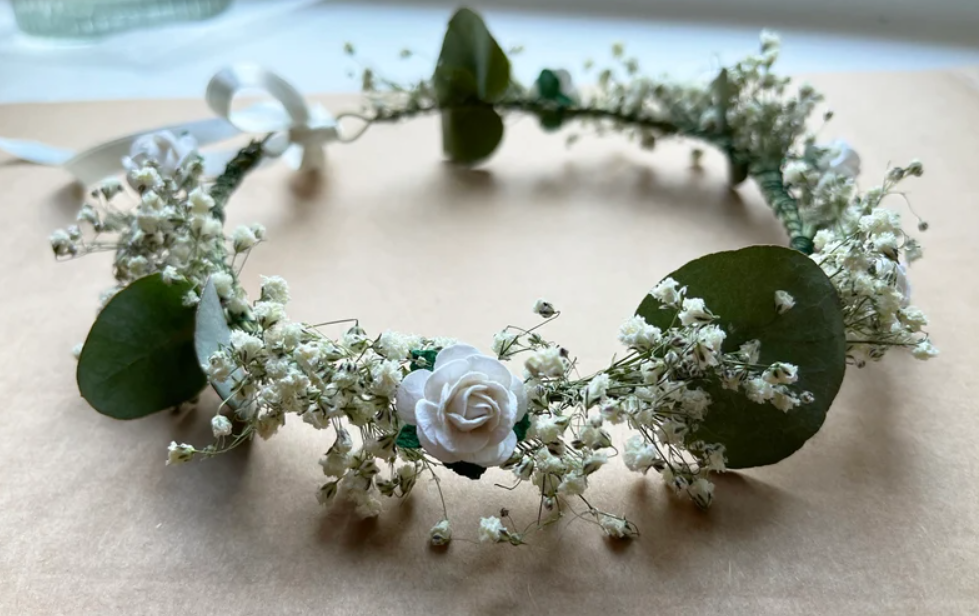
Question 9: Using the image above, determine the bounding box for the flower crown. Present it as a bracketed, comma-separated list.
[47, 8, 935, 547]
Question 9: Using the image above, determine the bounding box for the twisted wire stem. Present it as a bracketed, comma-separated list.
[752, 168, 812, 254]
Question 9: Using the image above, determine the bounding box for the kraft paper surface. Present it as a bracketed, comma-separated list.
[1, 69, 977, 615]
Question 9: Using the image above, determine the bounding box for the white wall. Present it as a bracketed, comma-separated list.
[407, 0, 979, 46]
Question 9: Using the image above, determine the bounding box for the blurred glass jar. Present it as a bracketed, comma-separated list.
[12, 0, 233, 38]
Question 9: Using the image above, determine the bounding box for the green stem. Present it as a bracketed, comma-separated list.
[366, 98, 812, 253]
[209, 138, 268, 222]
[369, 99, 684, 137]
[497, 100, 683, 135]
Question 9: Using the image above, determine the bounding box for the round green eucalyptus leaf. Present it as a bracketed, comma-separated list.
[434, 66, 479, 108]
[636, 245, 846, 468]
[434, 7, 510, 104]
[441, 105, 504, 165]
[77, 274, 206, 420]
[195, 277, 239, 408]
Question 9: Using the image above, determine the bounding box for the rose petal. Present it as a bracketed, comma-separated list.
[466, 432, 518, 467]
[424, 359, 471, 402]
[478, 388, 516, 446]
[510, 373, 528, 420]
[418, 395, 491, 455]
[465, 354, 515, 388]
[447, 384, 494, 430]
[447, 388, 498, 431]
[416, 421, 461, 463]
[395, 369, 430, 424]
[442, 428, 492, 456]
[434, 344, 482, 370]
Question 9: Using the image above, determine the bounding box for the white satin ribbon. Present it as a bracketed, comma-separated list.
[0, 64, 339, 186]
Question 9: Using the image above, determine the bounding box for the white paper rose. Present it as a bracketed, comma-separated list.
[122, 130, 198, 180]
[395, 344, 527, 467]
[818, 139, 861, 179]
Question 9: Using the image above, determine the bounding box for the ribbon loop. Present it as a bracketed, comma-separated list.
[0, 64, 339, 185]
[205, 64, 338, 170]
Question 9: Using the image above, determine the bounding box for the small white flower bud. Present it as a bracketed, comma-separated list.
[211, 415, 233, 438]
[533, 299, 557, 318]
[429, 519, 452, 546]
[166, 442, 194, 465]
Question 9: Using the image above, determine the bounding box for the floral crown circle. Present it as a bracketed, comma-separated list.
[46, 8, 935, 547]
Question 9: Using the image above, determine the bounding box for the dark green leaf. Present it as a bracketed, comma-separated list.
[513, 414, 531, 442]
[637, 245, 846, 468]
[396, 424, 421, 449]
[532, 70, 574, 132]
[445, 461, 487, 480]
[410, 349, 438, 372]
[441, 105, 504, 165]
[77, 274, 205, 420]
[535, 69, 574, 106]
[195, 276, 239, 408]
[434, 8, 510, 105]
[536, 69, 562, 100]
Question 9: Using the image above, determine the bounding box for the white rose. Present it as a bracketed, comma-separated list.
[395, 344, 527, 467]
[817, 139, 861, 179]
[122, 130, 198, 180]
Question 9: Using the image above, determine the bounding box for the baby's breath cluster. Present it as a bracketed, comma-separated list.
[48, 131, 261, 315]
[491, 284, 809, 522]
[804, 164, 936, 365]
[188, 287, 461, 518]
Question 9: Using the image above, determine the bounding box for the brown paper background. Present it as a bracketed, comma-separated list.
[1, 69, 978, 615]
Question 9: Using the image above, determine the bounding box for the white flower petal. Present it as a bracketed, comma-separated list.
[466, 432, 518, 467]
[465, 354, 514, 387]
[398, 343, 529, 467]
[424, 359, 470, 401]
[511, 373, 528, 420]
[395, 369, 430, 424]
[434, 344, 482, 369]
[416, 423, 461, 464]
[446, 384, 496, 430]
[478, 389, 517, 446]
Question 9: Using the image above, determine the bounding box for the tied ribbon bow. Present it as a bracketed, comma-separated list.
[0, 65, 339, 186]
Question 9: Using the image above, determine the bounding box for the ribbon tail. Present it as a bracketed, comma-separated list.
[0, 138, 75, 166]
[299, 146, 326, 172]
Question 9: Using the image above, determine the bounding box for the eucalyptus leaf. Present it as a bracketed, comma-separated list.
[441, 105, 504, 165]
[195, 276, 239, 408]
[636, 245, 846, 468]
[434, 66, 480, 108]
[434, 8, 510, 104]
[77, 274, 206, 420]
